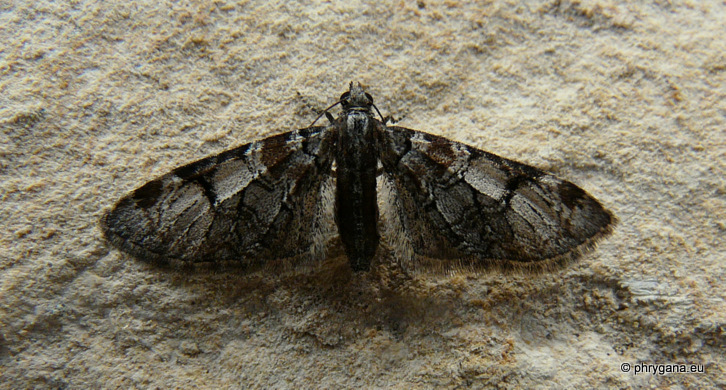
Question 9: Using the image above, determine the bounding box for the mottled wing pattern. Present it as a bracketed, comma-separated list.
[378, 125, 616, 272]
[101, 126, 336, 268]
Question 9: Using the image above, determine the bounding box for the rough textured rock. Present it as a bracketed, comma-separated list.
[1, 0, 724, 388]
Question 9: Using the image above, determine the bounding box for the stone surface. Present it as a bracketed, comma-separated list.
[1, 0, 724, 388]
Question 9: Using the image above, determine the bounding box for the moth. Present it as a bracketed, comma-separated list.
[101, 82, 615, 273]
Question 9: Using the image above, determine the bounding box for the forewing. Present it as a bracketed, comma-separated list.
[378, 125, 615, 271]
[101, 126, 337, 268]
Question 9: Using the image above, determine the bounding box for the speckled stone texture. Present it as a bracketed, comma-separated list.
[1, 1, 724, 388]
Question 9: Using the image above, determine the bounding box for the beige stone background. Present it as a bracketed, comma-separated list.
[1, 0, 724, 388]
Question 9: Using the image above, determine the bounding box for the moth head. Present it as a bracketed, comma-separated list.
[341, 82, 374, 111]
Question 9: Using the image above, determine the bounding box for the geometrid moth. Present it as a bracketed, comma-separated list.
[101, 82, 615, 273]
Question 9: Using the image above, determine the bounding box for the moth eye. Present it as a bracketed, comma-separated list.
[340, 92, 350, 102]
[365, 93, 373, 104]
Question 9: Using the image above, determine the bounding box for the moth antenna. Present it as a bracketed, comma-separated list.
[372, 103, 385, 122]
[310, 100, 342, 126]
